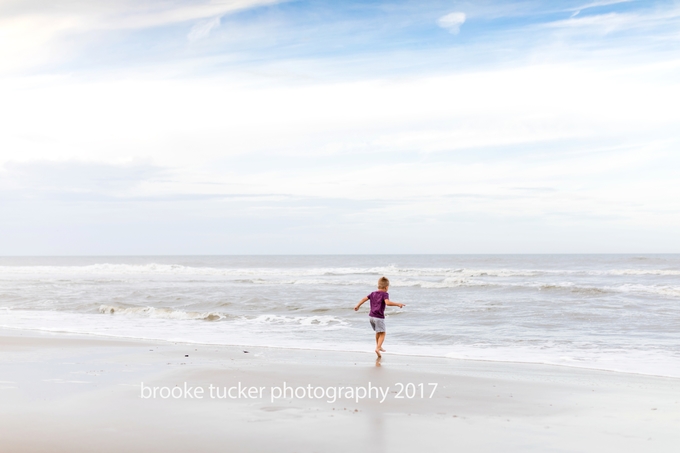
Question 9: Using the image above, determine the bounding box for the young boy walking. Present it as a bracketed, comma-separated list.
[354, 276, 405, 357]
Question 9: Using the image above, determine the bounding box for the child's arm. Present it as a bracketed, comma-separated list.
[354, 297, 369, 311]
[385, 299, 405, 309]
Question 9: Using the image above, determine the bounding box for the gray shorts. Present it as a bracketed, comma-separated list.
[369, 317, 386, 333]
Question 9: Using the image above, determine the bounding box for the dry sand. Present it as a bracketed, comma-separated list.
[1, 328, 679, 452]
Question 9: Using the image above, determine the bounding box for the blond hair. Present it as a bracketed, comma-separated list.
[378, 276, 390, 289]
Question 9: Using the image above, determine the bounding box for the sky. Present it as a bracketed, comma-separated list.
[1, 0, 679, 255]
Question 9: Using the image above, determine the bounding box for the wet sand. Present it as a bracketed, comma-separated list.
[1, 328, 679, 452]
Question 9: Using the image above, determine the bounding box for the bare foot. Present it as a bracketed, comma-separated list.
[375, 349, 382, 358]
[379, 348, 386, 352]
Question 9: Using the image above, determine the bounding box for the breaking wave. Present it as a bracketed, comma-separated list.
[98, 305, 227, 321]
[97, 305, 350, 327]
[1, 263, 678, 279]
[247, 314, 349, 327]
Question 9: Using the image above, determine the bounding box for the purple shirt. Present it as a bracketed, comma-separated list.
[367, 291, 389, 319]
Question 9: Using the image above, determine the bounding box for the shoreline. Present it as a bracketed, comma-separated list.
[2, 328, 679, 452]
[1, 324, 678, 380]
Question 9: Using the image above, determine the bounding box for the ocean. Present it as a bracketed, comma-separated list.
[1, 255, 678, 377]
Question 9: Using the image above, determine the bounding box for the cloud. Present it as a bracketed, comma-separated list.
[188, 16, 221, 42]
[2, 1, 680, 253]
[0, 0, 278, 73]
[0, 160, 163, 199]
[2, 61, 678, 219]
[0, 0, 277, 31]
[545, 5, 680, 35]
[437, 12, 466, 34]
[571, 0, 634, 13]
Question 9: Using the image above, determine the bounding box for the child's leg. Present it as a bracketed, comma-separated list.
[374, 332, 385, 357]
[376, 332, 385, 352]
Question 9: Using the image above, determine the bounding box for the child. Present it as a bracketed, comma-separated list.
[354, 276, 405, 357]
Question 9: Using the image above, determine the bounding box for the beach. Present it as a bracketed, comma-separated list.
[1, 328, 678, 452]
[3, 0, 680, 450]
